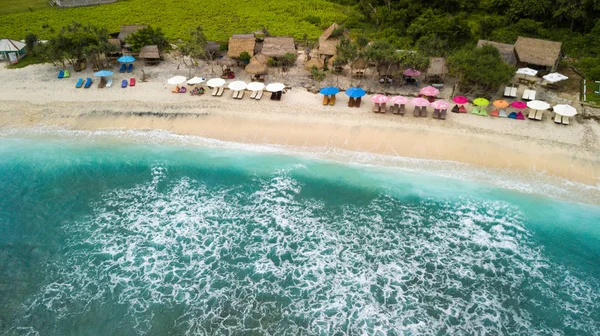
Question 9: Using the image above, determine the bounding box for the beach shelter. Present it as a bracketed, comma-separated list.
[206, 78, 226, 87]
[247, 82, 265, 91]
[472, 98, 490, 116]
[553, 104, 577, 117]
[527, 100, 550, 120]
[420, 86, 440, 97]
[228, 81, 247, 91]
[0, 39, 26, 63]
[94, 70, 114, 77]
[412, 97, 430, 107]
[187, 77, 205, 85]
[117, 55, 136, 63]
[543, 72, 568, 84]
[266, 83, 285, 92]
[345, 87, 366, 98]
[491, 99, 509, 117]
[320, 86, 340, 96]
[403, 69, 421, 77]
[431, 100, 450, 110]
[390, 96, 408, 105]
[452, 96, 468, 113]
[371, 94, 389, 104]
[168, 76, 187, 85]
[516, 67, 538, 78]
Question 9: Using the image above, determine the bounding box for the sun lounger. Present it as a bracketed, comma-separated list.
[490, 109, 499, 117]
[413, 106, 419, 117]
[276, 91, 282, 101]
[471, 107, 479, 115]
[433, 109, 440, 119]
[458, 105, 467, 113]
[389, 104, 398, 114]
[106, 78, 113, 88]
[398, 104, 405, 115]
[562, 116, 570, 125]
[63, 69, 70, 78]
[516, 112, 525, 120]
[374, 103, 381, 113]
[510, 87, 517, 98]
[535, 110, 544, 120]
[440, 109, 447, 120]
[528, 109, 536, 119]
[75, 78, 83, 88]
[348, 97, 355, 108]
[323, 95, 330, 105]
[121, 79, 127, 88]
[130, 78, 135, 87]
[554, 113, 562, 124]
[255, 90, 263, 100]
[451, 104, 459, 113]
[420, 106, 427, 117]
[499, 109, 508, 118]
[508, 112, 517, 119]
[58, 70, 64, 79]
[127, 64, 133, 73]
[238, 90, 245, 99]
[231, 90, 239, 98]
[250, 90, 258, 99]
[98, 77, 106, 89]
[217, 87, 225, 97]
[528, 90, 536, 100]
[211, 87, 218, 96]
[355, 97, 361, 107]
[503, 86, 511, 97]
[119, 64, 126, 73]
[329, 95, 336, 106]
[479, 108, 488, 116]
[84, 78, 92, 88]
[381, 103, 387, 113]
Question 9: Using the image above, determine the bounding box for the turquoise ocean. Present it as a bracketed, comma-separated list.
[1, 128, 599, 335]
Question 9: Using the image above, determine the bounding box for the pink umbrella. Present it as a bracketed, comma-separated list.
[390, 95, 408, 105]
[403, 69, 421, 77]
[420, 86, 440, 97]
[452, 96, 468, 104]
[430, 100, 450, 110]
[511, 101, 527, 109]
[412, 97, 430, 107]
[371, 94, 389, 104]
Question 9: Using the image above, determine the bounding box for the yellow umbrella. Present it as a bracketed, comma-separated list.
[473, 98, 490, 107]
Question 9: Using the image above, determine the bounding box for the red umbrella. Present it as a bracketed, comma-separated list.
[511, 101, 527, 109]
[452, 96, 468, 104]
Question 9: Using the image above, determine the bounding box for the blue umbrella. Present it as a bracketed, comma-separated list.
[94, 70, 114, 77]
[117, 55, 136, 63]
[345, 87, 366, 98]
[319, 86, 340, 96]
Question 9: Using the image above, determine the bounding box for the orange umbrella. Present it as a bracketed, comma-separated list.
[493, 100, 510, 108]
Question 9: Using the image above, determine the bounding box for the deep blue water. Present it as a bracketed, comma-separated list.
[1, 132, 599, 335]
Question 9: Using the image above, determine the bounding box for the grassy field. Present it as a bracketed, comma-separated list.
[0, 0, 349, 42]
[0, 0, 49, 16]
[584, 80, 600, 106]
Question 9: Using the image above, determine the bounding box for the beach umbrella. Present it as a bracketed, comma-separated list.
[403, 69, 421, 77]
[516, 67, 538, 77]
[527, 100, 550, 110]
[431, 100, 450, 110]
[266, 83, 285, 92]
[511, 101, 527, 109]
[320, 86, 340, 96]
[420, 86, 440, 97]
[206, 78, 226, 87]
[553, 104, 577, 117]
[247, 82, 265, 91]
[187, 77, 205, 85]
[345, 87, 366, 98]
[228, 80, 247, 91]
[452, 96, 468, 104]
[412, 97, 430, 107]
[94, 70, 114, 77]
[167, 76, 187, 85]
[390, 96, 408, 105]
[543, 72, 568, 83]
[473, 98, 490, 107]
[493, 100, 510, 108]
[117, 55, 136, 63]
[371, 94, 389, 104]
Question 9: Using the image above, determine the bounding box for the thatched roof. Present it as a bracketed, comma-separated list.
[477, 40, 516, 65]
[119, 25, 147, 41]
[261, 37, 296, 58]
[108, 38, 121, 48]
[228, 34, 256, 58]
[139, 45, 159, 59]
[217, 55, 236, 67]
[206, 41, 220, 54]
[352, 57, 367, 69]
[426, 57, 448, 76]
[304, 58, 324, 71]
[245, 53, 269, 75]
[514, 37, 562, 67]
[318, 23, 340, 56]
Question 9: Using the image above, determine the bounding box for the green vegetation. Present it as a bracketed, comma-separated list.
[6, 55, 44, 69]
[0, 0, 49, 16]
[125, 26, 169, 52]
[584, 81, 600, 106]
[0, 0, 347, 41]
[448, 45, 515, 94]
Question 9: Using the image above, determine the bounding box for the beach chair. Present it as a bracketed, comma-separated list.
[490, 109, 499, 117]
[348, 97, 355, 108]
[398, 104, 405, 115]
[211, 87, 218, 96]
[271, 92, 278, 100]
[58, 70, 64, 79]
[98, 77, 106, 89]
[516, 112, 525, 120]
[217, 87, 225, 97]
[529, 90, 536, 100]
[510, 87, 517, 98]
[84, 78, 92, 88]
[508, 112, 517, 119]
[374, 103, 381, 113]
[389, 104, 398, 114]
[119, 64, 126, 73]
[413, 106, 419, 117]
[440, 109, 447, 120]
[355, 97, 361, 108]
[381, 103, 387, 113]
[458, 105, 467, 113]
[554, 113, 562, 124]
[63, 70, 70, 78]
[329, 95, 336, 106]
[479, 108, 488, 116]
[255, 90, 263, 100]
[127, 64, 133, 73]
[322, 95, 330, 105]
[499, 109, 507, 118]
[106, 78, 113, 88]
[420, 106, 427, 117]
[471, 107, 479, 115]
[121, 79, 128, 88]
[238, 90, 245, 99]
[451, 105, 459, 113]
[276, 91, 282, 101]
[130, 78, 135, 86]
[75, 78, 83, 88]
[503, 86, 511, 97]
[231, 90, 239, 98]
[535, 110, 544, 120]
[562, 116, 570, 125]
[433, 109, 440, 119]
[528, 109, 536, 119]
[250, 90, 258, 99]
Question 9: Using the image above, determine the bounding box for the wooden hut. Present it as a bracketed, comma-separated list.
[477, 40, 516, 65]
[304, 58, 324, 71]
[318, 23, 340, 60]
[514, 37, 562, 73]
[425, 57, 448, 81]
[261, 37, 296, 58]
[119, 25, 147, 42]
[228, 34, 256, 58]
[139, 45, 160, 65]
[245, 53, 269, 75]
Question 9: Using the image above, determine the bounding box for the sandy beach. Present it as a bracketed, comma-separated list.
[1, 60, 600, 188]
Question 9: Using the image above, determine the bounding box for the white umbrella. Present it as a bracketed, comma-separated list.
[167, 76, 187, 85]
[527, 100, 550, 110]
[266, 82, 285, 92]
[206, 78, 226, 87]
[187, 77, 205, 85]
[516, 67, 538, 77]
[543, 72, 568, 83]
[227, 80, 247, 91]
[247, 82, 265, 91]
[553, 104, 577, 117]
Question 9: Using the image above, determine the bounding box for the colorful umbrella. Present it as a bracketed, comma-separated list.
[390, 96, 408, 105]
[516, 67, 538, 77]
[345, 87, 366, 98]
[430, 100, 450, 110]
[543, 72, 568, 83]
[412, 97, 430, 107]
[493, 100, 510, 108]
[227, 80, 247, 91]
[371, 94, 389, 104]
[403, 69, 421, 77]
[473, 98, 490, 107]
[553, 104, 577, 117]
[94, 70, 114, 77]
[265, 83, 285, 92]
[247, 82, 265, 91]
[527, 100, 550, 110]
[320, 86, 340, 96]
[206, 78, 226, 87]
[117, 55, 136, 63]
[511, 101, 527, 109]
[452, 96, 468, 104]
[420, 86, 440, 97]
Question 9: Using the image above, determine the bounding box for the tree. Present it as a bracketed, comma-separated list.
[179, 26, 209, 76]
[448, 45, 515, 94]
[239, 51, 251, 64]
[311, 65, 326, 88]
[126, 26, 169, 52]
[279, 53, 297, 71]
[363, 40, 396, 79]
[25, 33, 38, 56]
[335, 37, 359, 84]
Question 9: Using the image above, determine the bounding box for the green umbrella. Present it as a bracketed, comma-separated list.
[473, 98, 490, 107]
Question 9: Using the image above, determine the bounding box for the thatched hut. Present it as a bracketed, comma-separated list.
[139, 45, 160, 65]
[514, 37, 562, 72]
[228, 34, 256, 58]
[318, 23, 340, 59]
[352, 57, 367, 70]
[106, 38, 122, 59]
[217, 55, 236, 68]
[261, 37, 296, 58]
[245, 53, 269, 75]
[304, 58, 324, 71]
[426, 57, 448, 80]
[118, 25, 147, 42]
[477, 40, 516, 65]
